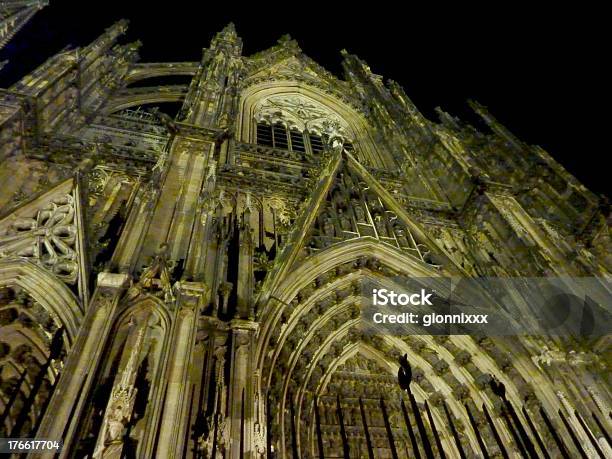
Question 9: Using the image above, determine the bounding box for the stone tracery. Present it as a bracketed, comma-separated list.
[0, 192, 78, 283]
[254, 94, 352, 140]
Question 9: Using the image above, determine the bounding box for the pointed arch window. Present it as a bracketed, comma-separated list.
[253, 94, 355, 155]
[272, 123, 289, 149]
[307, 132, 325, 154]
[255, 122, 292, 150]
[255, 122, 273, 147]
[289, 128, 306, 153]
[255, 121, 353, 155]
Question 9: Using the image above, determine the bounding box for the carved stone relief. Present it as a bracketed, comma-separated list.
[0, 191, 79, 283]
[254, 94, 352, 140]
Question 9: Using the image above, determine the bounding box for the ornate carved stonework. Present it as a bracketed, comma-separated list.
[0, 182, 80, 283]
[254, 94, 352, 140]
[93, 325, 145, 459]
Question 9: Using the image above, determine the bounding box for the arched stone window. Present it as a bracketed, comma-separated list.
[0, 258, 79, 440]
[253, 94, 354, 154]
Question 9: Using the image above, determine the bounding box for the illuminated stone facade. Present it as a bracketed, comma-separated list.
[0, 21, 610, 458]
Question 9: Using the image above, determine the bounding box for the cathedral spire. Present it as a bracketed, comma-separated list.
[220, 21, 236, 36]
[435, 106, 462, 131]
[387, 78, 428, 127]
[0, 0, 47, 49]
[277, 33, 301, 53]
[182, 21, 243, 126]
[340, 49, 378, 82]
[210, 21, 242, 52]
[82, 18, 130, 58]
[468, 99, 523, 149]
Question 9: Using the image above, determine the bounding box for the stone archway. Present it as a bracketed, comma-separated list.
[0, 258, 79, 438]
[256, 241, 569, 458]
[70, 295, 171, 459]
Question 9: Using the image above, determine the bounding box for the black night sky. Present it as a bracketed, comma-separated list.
[1, 2, 607, 197]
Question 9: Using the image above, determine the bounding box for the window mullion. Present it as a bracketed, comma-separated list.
[304, 130, 312, 155]
[286, 126, 293, 151]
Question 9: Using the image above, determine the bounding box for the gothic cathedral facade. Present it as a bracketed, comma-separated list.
[0, 21, 610, 458]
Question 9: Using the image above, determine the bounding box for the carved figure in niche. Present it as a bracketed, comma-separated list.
[217, 418, 231, 455]
[93, 326, 145, 458]
[318, 211, 335, 238]
[198, 414, 227, 459]
[253, 421, 266, 457]
[352, 200, 366, 222]
[337, 208, 352, 232]
[124, 347, 152, 454]
[374, 214, 389, 237]
[197, 416, 214, 458]
[217, 281, 233, 313]
[206, 160, 217, 183]
[332, 181, 346, 201]
[128, 243, 175, 303]
[393, 225, 411, 247]
[106, 404, 128, 443]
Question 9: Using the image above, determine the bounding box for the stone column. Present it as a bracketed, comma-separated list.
[33, 272, 131, 459]
[156, 281, 206, 458]
[112, 183, 155, 273]
[236, 207, 254, 319]
[228, 319, 258, 459]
